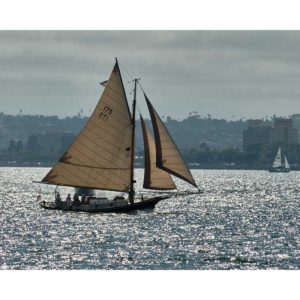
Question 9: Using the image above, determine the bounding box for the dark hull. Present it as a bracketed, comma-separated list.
[269, 168, 290, 173]
[39, 195, 170, 213]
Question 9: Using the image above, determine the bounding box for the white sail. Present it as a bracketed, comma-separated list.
[141, 116, 176, 190]
[42, 61, 132, 192]
[272, 147, 282, 168]
[284, 155, 290, 169]
[144, 93, 198, 188]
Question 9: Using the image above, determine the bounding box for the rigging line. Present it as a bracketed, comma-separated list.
[118, 62, 137, 97]
[118, 61, 135, 82]
[136, 79, 145, 93]
[118, 63, 143, 115]
[119, 62, 141, 95]
[135, 82, 146, 117]
[136, 81, 149, 117]
[129, 79, 135, 96]
[136, 104, 143, 116]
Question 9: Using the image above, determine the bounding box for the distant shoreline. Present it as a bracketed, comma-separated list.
[0, 162, 299, 171]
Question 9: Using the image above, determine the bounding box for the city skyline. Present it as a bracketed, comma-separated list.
[1, 31, 300, 120]
[0, 109, 300, 122]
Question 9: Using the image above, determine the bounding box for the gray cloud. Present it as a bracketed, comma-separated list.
[1, 30, 300, 119]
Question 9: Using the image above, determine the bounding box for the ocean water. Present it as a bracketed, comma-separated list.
[1, 167, 300, 270]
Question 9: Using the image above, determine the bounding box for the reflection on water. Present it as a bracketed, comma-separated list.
[1, 167, 300, 269]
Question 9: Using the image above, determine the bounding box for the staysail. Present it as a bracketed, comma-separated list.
[272, 147, 282, 168]
[141, 115, 176, 190]
[144, 93, 198, 188]
[41, 61, 132, 192]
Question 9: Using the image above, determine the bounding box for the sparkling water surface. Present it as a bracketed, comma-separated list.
[1, 167, 300, 270]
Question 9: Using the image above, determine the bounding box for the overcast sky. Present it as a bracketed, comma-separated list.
[1, 30, 300, 120]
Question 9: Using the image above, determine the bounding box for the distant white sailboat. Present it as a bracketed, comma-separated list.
[269, 147, 290, 173]
[38, 59, 200, 213]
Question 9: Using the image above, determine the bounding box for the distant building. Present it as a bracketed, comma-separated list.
[27, 135, 38, 154]
[243, 118, 298, 151]
[59, 132, 76, 155]
[271, 118, 298, 145]
[243, 119, 272, 151]
[26, 131, 75, 157]
[291, 114, 300, 142]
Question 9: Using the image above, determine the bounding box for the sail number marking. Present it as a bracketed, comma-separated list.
[99, 105, 113, 121]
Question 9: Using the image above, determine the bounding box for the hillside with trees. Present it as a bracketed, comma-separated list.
[1, 111, 300, 169]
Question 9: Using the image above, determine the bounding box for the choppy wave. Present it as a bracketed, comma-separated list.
[1, 168, 300, 269]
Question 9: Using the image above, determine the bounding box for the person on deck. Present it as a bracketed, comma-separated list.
[73, 193, 80, 206]
[66, 193, 72, 206]
[55, 192, 61, 206]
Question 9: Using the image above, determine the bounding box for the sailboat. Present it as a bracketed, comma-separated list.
[38, 59, 199, 213]
[269, 147, 290, 173]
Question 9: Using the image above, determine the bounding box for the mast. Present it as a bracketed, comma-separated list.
[129, 78, 138, 204]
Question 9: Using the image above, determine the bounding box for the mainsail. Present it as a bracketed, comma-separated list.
[140, 116, 176, 190]
[144, 93, 198, 188]
[272, 147, 282, 168]
[41, 61, 132, 192]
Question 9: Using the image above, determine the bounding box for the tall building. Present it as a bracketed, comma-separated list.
[271, 118, 298, 145]
[26, 131, 75, 157]
[243, 117, 298, 152]
[243, 119, 273, 151]
[291, 114, 300, 142]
